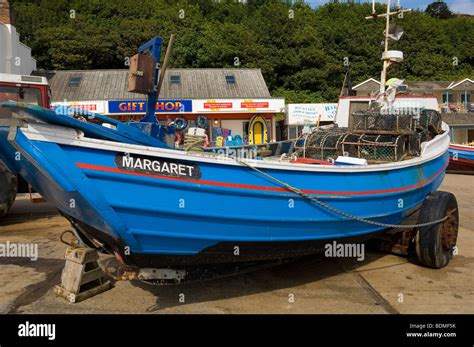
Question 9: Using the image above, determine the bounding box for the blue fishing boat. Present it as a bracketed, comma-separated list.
[0, 1, 459, 281]
[448, 144, 474, 174]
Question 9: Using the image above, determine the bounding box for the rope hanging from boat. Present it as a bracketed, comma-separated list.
[237, 160, 448, 229]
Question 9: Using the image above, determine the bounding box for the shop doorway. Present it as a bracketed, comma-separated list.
[249, 115, 268, 144]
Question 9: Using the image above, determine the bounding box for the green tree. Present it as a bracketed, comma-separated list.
[425, 1, 453, 19]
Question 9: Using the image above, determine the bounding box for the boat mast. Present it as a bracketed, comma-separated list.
[139, 37, 163, 123]
[366, 0, 411, 95]
[381, 0, 391, 94]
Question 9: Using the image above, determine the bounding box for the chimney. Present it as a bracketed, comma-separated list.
[0, 0, 12, 25]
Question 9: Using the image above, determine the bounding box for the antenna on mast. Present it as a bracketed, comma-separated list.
[365, 0, 411, 95]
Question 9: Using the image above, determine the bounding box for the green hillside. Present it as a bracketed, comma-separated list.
[11, 0, 474, 102]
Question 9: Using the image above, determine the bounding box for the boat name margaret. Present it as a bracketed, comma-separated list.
[115, 153, 201, 179]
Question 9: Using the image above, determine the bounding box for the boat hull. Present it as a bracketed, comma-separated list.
[0, 121, 450, 267]
[448, 145, 474, 174]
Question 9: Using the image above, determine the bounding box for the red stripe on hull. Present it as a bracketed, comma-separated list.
[448, 157, 474, 174]
[449, 145, 474, 152]
[76, 160, 448, 196]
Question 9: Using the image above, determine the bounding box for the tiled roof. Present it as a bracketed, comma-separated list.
[48, 68, 272, 102]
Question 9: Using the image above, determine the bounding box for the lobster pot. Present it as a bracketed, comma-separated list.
[298, 132, 326, 159]
[302, 131, 345, 160]
[351, 111, 416, 133]
[418, 109, 442, 135]
[341, 134, 407, 162]
[339, 133, 360, 158]
[408, 133, 421, 156]
[419, 130, 429, 144]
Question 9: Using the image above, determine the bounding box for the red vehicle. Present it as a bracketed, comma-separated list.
[0, 73, 50, 216]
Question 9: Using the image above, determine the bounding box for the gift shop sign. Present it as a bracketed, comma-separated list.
[107, 100, 192, 114]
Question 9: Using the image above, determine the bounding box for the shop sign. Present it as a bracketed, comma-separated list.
[194, 99, 284, 113]
[108, 100, 192, 114]
[204, 101, 233, 110]
[286, 103, 338, 125]
[241, 101, 269, 109]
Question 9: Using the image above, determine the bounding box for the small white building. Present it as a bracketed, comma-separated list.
[0, 0, 36, 75]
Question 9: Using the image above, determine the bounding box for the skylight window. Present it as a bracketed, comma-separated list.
[170, 75, 181, 84]
[69, 76, 82, 87]
[225, 75, 236, 84]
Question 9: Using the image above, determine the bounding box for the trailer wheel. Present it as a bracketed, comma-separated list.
[0, 163, 18, 217]
[416, 191, 459, 269]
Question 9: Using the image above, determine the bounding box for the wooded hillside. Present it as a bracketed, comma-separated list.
[11, 0, 474, 102]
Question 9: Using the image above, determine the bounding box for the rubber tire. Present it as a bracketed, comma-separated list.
[0, 163, 18, 218]
[174, 117, 188, 131]
[416, 191, 459, 269]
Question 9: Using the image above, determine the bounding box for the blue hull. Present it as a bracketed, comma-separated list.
[448, 145, 474, 161]
[448, 145, 474, 174]
[0, 123, 448, 266]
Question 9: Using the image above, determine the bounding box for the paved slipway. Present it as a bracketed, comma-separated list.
[0, 174, 472, 314]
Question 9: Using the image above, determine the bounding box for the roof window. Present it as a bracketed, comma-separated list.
[225, 75, 236, 84]
[69, 76, 82, 87]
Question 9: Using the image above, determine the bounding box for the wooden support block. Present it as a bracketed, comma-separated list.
[80, 267, 103, 286]
[54, 281, 113, 304]
[61, 261, 85, 293]
[55, 247, 112, 303]
[64, 247, 99, 264]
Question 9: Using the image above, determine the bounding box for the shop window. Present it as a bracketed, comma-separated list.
[242, 121, 249, 137]
[69, 76, 81, 87]
[275, 122, 281, 141]
[288, 125, 305, 139]
[225, 75, 236, 84]
[442, 93, 454, 103]
[461, 93, 471, 103]
[170, 75, 181, 84]
[288, 126, 297, 139]
[266, 119, 272, 142]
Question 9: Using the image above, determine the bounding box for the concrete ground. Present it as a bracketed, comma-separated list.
[0, 174, 472, 314]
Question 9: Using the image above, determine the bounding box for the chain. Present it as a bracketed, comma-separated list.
[237, 159, 447, 229]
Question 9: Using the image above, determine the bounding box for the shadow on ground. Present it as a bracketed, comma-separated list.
[0, 257, 64, 313]
[128, 244, 403, 312]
